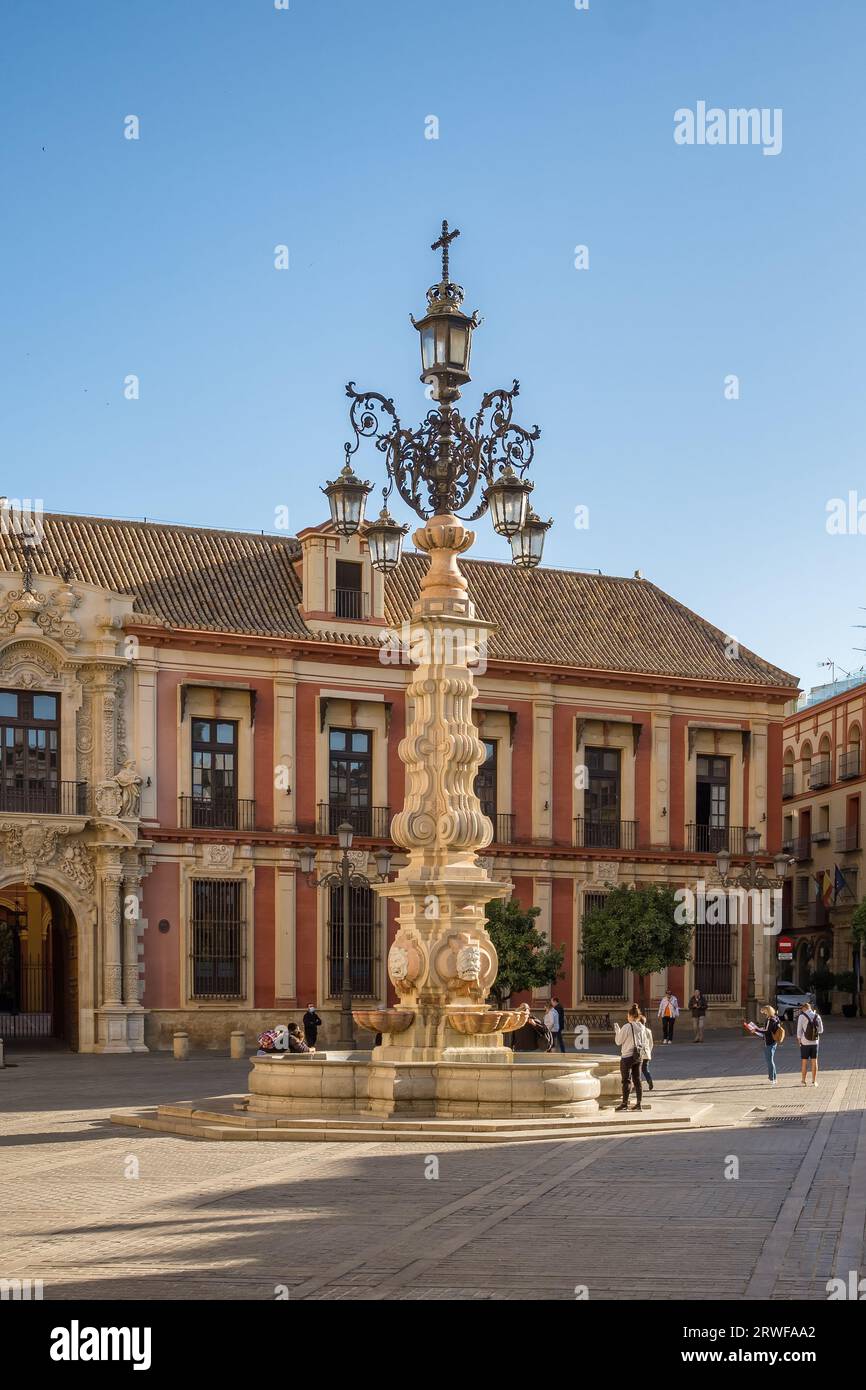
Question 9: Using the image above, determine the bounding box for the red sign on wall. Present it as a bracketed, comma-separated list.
[777, 935, 793, 955]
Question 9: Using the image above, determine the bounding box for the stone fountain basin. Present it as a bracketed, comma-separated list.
[247, 1049, 617, 1119]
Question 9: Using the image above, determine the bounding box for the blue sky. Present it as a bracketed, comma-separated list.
[1, 0, 864, 688]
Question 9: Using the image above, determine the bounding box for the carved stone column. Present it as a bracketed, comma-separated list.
[122, 870, 142, 1006]
[371, 515, 514, 1061]
[101, 864, 124, 1007]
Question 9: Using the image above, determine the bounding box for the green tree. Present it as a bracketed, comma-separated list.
[581, 884, 692, 1001]
[484, 897, 565, 1006]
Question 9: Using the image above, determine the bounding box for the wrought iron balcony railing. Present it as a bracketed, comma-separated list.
[782, 771, 795, 799]
[331, 588, 369, 621]
[835, 825, 860, 852]
[480, 806, 514, 844]
[809, 757, 831, 789]
[179, 795, 256, 831]
[792, 835, 812, 862]
[317, 803, 390, 838]
[0, 781, 88, 816]
[807, 901, 830, 927]
[574, 817, 638, 851]
[687, 824, 751, 855]
[838, 750, 861, 780]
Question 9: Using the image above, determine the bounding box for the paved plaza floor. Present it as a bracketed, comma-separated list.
[2, 1024, 865, 1301]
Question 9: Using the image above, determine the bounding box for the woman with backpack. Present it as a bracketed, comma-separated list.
[745, 1003, 784, 1084]
[797, 1001, 824, 1086]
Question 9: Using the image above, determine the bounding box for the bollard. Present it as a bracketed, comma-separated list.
[230, 1029, 246, 1059]
[173, 1030, 189, 1060]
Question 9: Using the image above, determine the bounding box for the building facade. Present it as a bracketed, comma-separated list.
[0, 510, 797, 1052]
[782, 676, 866, 1008]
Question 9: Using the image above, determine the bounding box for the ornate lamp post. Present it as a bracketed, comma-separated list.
[317, 223, 551, 1068]
[716, 829, 792, 1023]
[299, 823, 393, 1050]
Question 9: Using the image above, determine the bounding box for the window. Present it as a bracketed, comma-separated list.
[475, 739, 498, 818]
[327, 884, 378, 998]
[795, 876, 810, 908]
[327, 728, 372, 833]
[191, 720, 238, 828]
[695, 755, 730, 852]
[584, 747, 622, 848]
[581, 892, 625, 999]
[694, 919, 736, 1000]
[334, 560, 364, 620]
[0, 689, 60, 813]
[190, 879, 246, 999]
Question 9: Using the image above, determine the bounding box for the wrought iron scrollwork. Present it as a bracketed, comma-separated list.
[344, 379, 540, 521]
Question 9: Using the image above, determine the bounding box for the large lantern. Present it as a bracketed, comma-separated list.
[509, 508, 552, 569]
[365, 504, 408, 574]
[321, 462, 373, 536]
[410, 221, 479, 402]
[483, 465, 533, 538]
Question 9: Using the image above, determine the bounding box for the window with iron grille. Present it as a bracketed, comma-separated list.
[581, 891, 625, 999]
[190, 879, 246, 999]
[694, 920, 736, 1000]
[475, 738, 497, 819]
[0, 689, 60, 812]
[327, 884, 378, 998]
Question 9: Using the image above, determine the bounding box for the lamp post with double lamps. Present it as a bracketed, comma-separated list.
[299, 823, 393, 1051]
[715, 828, 792, 1023]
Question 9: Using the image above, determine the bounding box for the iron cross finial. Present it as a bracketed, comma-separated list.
[431, 219, 460, 282]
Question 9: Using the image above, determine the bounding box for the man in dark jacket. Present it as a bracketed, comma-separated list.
[303, 1004, 323, 1047]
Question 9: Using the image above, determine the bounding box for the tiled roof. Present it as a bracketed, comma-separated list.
[0, 513, 797, 688]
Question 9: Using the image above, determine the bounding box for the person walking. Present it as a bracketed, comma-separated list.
[544, 1000, 564, 1053]
[688, 988, 707, 1043]
[638, 1010, 654, 1091]
[658, 988, 679, 1044]
[302, 1003, 323, 1048]
[797, 1000, 823, 1086]
[614, 1004, 647, 1111]
[551, 995, 566, 1053]
[745, 1003, 783, 1083]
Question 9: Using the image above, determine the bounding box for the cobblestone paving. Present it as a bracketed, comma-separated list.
[1, 1026, 864, 1301]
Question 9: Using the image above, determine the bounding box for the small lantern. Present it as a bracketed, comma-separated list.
[322, 461, 373, 536]
[299, 847, 316, 876]
[366, 505, 408, 574]
[509, 508, 552, 569]
[337, 821, 354, 851]
[716, 848, 731, 879]
[774, 851, 791, 880]
[745, 827, 762, 857]
[375, 847, 393, 878]
[484, 465, 533, 538]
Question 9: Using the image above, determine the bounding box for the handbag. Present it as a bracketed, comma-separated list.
[630, 1023, 647, 1062]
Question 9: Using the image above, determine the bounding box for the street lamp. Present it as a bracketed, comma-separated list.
[299, 823, 393, 1050]
[339, 220, 550, 566]
[715, 829, 793, 1022]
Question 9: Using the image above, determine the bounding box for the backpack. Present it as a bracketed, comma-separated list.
[804, 1012, 823, 1042]
[770, 1020, 786, 1045]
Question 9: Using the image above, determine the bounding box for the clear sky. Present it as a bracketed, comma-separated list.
[2, 0, 864, 689]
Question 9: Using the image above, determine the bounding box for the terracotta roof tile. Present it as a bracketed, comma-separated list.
[0, 514, 796, 688]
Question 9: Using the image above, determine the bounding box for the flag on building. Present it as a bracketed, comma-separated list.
[821, 869, 833, 907]
[834, 865, 848, 901]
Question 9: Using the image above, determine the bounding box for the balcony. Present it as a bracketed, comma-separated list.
[574, 817, 638, 851]
[809, 757, 831, 790]
[807, 901, 830, 928]
[331, 588, 369, 621]
[811, 829, 831, 845]
[317, 803, 390, 838]
[687, 824, 751, 855]
[792, 835, 812, 862]
[839, 749, 861, 780]
[835, 825, 860, 852]
[481, 806, 514, 844]
[782, 771, 795, 799]
[179, 795, 256, 831]
[0, 781, 88, 816]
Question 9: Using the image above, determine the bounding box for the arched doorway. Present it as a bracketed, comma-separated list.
[0, 884, 78, 1048]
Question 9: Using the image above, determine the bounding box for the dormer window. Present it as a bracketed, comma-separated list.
[334, 560, 365, 620]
